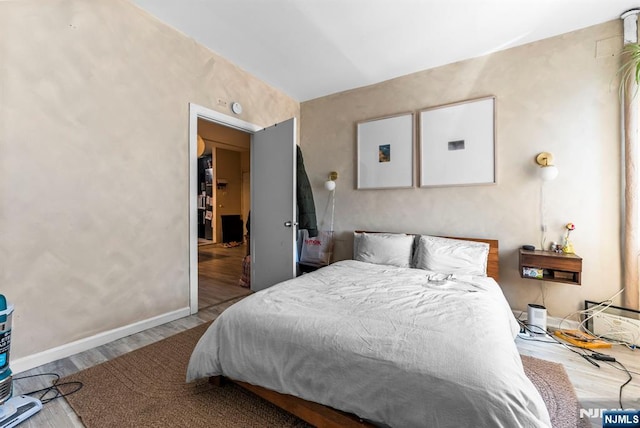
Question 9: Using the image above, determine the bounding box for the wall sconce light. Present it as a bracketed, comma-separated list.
[324, 171, 338, 191]
[535, 152, 559, 181]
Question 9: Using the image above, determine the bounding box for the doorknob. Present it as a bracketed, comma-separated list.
[284, 221, 298, 227]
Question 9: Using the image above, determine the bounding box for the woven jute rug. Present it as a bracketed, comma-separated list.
[61, 323, 587, 428]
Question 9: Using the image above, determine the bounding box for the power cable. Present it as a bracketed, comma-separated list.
[12, 372, 83, 404]
[516, 320, 634, 409]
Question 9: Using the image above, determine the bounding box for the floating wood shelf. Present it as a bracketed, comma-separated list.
[519, 249, 582, 285]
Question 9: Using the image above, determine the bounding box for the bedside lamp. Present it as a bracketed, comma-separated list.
[535, 152, 558, 181]
[324, 171, 338, 191]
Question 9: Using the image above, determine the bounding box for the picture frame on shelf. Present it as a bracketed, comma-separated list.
[418, 96, 496, 187]
[356, 112, 414, 189]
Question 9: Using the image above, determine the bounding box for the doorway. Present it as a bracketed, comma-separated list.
[188, 104, 297, 314]
[189, 104, 261, 314]
[196, 117, 252, 310]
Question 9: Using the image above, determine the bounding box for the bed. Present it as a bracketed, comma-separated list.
[186, 232, 551, 428]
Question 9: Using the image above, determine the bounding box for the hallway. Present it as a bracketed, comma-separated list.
[198, 243, 251, 310]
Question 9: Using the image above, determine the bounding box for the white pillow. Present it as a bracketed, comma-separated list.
[353, 232, 414, 268]
[414, 235, 489, 276]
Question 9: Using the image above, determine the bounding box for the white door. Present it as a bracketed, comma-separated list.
[251, 118, 296, 291]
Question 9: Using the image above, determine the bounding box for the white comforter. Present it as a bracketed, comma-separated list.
[187, 260, 551, 428]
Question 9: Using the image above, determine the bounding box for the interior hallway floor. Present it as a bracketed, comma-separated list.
[198, 242, 252, 310]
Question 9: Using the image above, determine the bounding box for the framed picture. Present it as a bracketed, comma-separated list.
[419, 96, 496, 187]
[356, 112, 414, 189]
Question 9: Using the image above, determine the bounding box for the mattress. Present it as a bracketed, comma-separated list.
[187, 260, 551, 428]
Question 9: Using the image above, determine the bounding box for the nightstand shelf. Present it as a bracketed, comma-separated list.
[519, 249, 582, 285]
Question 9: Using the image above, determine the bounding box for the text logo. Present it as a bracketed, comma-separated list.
[603, 410, 640, 427]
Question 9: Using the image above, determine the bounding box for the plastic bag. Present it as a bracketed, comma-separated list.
[299, 230, 334, 266]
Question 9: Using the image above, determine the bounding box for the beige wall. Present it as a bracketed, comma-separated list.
[301, 20, 622, 318]
[0, 0, 298, 361]
[0, 0, 623, 363]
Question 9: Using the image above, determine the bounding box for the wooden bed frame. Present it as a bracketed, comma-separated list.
[210, 233, 500, 427]
[210, 376, 373, 427]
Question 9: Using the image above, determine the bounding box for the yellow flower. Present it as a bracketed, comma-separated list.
[566, 223, 575, 231]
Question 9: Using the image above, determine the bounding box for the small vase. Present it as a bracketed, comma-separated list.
[562, 239, 575, 254]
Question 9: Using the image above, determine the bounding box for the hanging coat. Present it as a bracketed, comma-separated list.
[296, 145, 318, 237]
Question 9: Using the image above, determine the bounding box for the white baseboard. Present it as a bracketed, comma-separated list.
[11, 306, 191, 375]
[512, 309, 580, 331]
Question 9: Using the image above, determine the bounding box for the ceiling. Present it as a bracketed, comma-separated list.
[131, 0, 640, 102]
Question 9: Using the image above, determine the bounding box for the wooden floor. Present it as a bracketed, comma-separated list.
[13, 298, 242, 428]
[516, 334, 640, 427]
[197, 242, 251, 309]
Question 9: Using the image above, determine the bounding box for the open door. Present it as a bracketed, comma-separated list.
[251, 118, 297, 291]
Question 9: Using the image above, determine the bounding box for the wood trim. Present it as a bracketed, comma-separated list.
[354, 231, 499, 282]
[210, 376, 375, 428]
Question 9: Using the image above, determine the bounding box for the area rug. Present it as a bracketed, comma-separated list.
[61, 324, 587, 428]
[521, 355, 590, 428]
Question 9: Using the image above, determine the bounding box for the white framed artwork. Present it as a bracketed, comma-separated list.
[356, 112, 414, 189]
[419, 96, 496, 187]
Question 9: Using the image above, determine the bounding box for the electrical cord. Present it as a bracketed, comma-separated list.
[319, 182, 336, 232]
[12, 372, 83, 404]
[517, 320, 635, 409]
[600, 358, 640, 376]
[516, 335, 557, 344]
[517, 320, 602, 367]
[613, 360, 632, 409]
[587, 350, 635, 409]
[518, 328, 626, 353]
[539, 283, 547, 308]
[558, 297, 617, 331]
[539, 181, 548, 251]
[556, 289, 639, 349]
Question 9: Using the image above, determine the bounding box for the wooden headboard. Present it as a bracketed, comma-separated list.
[354, 231, 500, 282]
